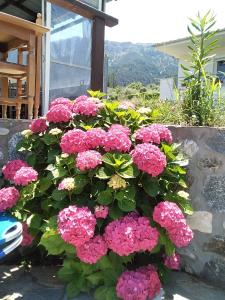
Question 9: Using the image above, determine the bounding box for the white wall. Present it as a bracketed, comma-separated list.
[160, 78, 176, 100]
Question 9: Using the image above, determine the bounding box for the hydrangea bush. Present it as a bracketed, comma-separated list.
[0, 92, 194, 300]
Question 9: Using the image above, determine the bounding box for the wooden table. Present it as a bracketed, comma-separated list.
[0, 12, 49, 119]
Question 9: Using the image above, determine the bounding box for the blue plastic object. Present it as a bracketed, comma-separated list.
[0, 213, 23, 259]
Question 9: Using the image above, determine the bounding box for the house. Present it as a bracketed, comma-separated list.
[154, 29, 225, 100]
[0, 0, 118, 118]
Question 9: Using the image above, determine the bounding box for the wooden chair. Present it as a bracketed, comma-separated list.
[0, 12, 49, 119]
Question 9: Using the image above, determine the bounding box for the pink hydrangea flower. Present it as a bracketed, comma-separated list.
[50, 97, 73, 110]
[0, 187, 20, 211]
[60, 129, 88, 154]
[168, 222, 194, 248]
[108, 124, 131, 136]
[138, 265, 162, 299]
[118, 101, 136, 110]
[58, 205, 96, 247]
[104, 213, 159, 256]
[94, 206, 109, 219]
[134, 126, 160, 144]
[116, 270, 149, 300]
[73, 99, 99, 116]
[104, 131, 132, 153]
[153, 201, 194, 248]
[150, 124, 173, 144]
[2, 160, 28, 181]
[76, 235, 108, 264]
[58, 178, 75, 191]
[131, 144, 166, 176]
[29, 118, 48, 133]
[164, 253, 181, 270]
[13, 166, 38, 186]
[21, 223, 34, 246]
[153, 201, 185, 229]
[76, 150, 102, 171]
[46, 104, 72, 123]
[116, 264, 161, 300]
[74, 95, 88, 103]
[86, 128, 106, 149]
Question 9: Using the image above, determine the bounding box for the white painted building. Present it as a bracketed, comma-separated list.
[155, 29, 225, 100]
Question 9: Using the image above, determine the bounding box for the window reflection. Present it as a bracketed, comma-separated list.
[50, 4, 92, 100]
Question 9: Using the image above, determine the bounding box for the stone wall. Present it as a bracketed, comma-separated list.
[0, 119, 30, 169]
[0, 121, 225, 288]
[170, 126, 225, 289]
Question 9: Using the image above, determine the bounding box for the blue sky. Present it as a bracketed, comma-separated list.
[105, 0, 225, 43]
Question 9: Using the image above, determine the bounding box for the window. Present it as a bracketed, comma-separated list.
[49, 3, 93, 100]
[80, 0, 102, 10]
[217, 60, 225, 85]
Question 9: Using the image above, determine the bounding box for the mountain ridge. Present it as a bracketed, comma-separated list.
[105, 40, 178, 86]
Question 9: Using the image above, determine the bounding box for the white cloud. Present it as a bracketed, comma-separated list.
[105, 0, 225, 43]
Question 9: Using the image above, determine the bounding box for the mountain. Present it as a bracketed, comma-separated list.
[105, 41, 178, 86]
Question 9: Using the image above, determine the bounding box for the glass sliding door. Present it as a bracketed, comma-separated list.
[81, 0, 103, 10]
[48, 3, 92, 102]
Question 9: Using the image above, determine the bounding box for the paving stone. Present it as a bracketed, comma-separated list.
[203, 175, 225, 212]
[203, 236, 225, 256]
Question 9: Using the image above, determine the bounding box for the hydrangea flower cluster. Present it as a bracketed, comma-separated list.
[116, 264, 161, 300]
[76, 150, 102, 171]
[60, 129, 88, 154]
[46, 104, 72, 123]
[58, 205, 96, 247]
[164, 253, 181, 270]
[76, 235, 108, 264]
[74, 95, 88, 103]
[108, 124, 131, 136]
[94, 205, 109, 219]
[58, 178, 75, 191]
[2, 160, 28, 181]
[21, 222, 34, 246]
[104, 213, 159, 256]
[73, 98, 99, 116]
[134, 124, 172, 144]
[104, 130, 132, 153]
[131, 143, 166, 176]
[107, 174, 127, 190]
[153, 201, 194, 247]
[86, 128, 106, 149]
[151, 124, 173, 144]
[29, 118, 48, 133]
[0, 187, 20, 211]
[50, 97, 73, 110]
[13, 166, 38, 186]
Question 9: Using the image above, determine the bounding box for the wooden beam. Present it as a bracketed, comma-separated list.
[12, 0, 37, 18]
[48, 0, 118, 27]
[91, 17, 105, 91]
[0, 0, 13, 11]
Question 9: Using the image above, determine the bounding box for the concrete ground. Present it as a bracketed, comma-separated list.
[0, 265, 225, 300]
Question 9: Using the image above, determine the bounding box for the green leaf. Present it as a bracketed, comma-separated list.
[74, 175, 89, 189]
[142, 175, 160, 197]
[94, 286, 108, 300]
[96, 167, 114, 179]
[160, 232, 176, 256]
[40, 230, 74, 255]
[52, 189, 67, 201]
[166, 192, 193, 215]
[26, 153, 36, 166]
[36, 177, 52, 194]
[115, 186, 136, 212]
[117, 164, 139, 179]
[42, 134, 57, 145]
[109, 205, 124, 220]
[19, 182, 37, 201]
[48, 148, 60, 163]
[97, 189, 113, 205]
[27, 214, 42, 230]
[48, 166, 67, 179]
[87, 272, 104, 286]
[66, 277, 84, 298]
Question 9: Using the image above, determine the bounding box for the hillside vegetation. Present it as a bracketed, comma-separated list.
[105, 41, 178, 86]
